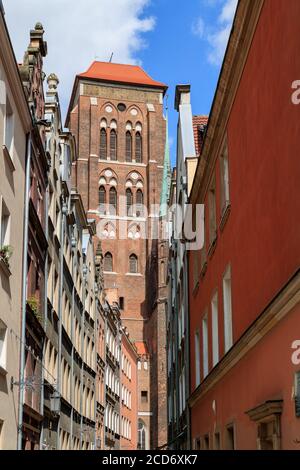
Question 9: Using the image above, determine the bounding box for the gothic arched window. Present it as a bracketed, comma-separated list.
[138, 420, 147, 450]
[104, 252, 113, 272]
[135, 132, 142, 163]
[110, 129, 117, 161]
[126, 131, 132, 162]
[126, 188, 133, 216]
[129, 254, 138, 274]
[99, 186, 106, 214]
[136, 189, 144, 217]
[109, 187, 117, 214]
[100, 128, 107, 160]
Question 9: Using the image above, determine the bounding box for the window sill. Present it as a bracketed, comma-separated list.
[208, 236, 217, 258]
[0, 258, 12, 277]
[219, 202, 231, 232]
[3, 145, 15, 172]
[103, 271, 118, 275]
[125, 272, 142, 277]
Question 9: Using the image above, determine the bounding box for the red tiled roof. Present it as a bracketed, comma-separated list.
[193, 115, 209, 156]
[135, 341, 149, 356]
[79, 61, 167, 90]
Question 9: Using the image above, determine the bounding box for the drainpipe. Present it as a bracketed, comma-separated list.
[103, 306, 108, 450]
[40, 181, 49, 449]
[17, 133, 31, 450]
[93, 291, 99, 450]
[183, 249, 191, 449]
[80, 266, 87, 449]
[56, 197, 67, 450]
[70, 268, 75, 446]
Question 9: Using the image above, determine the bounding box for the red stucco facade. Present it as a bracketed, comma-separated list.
[188, 0, 300, 450]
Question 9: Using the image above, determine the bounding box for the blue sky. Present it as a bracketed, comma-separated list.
[3, 0, 237, 166]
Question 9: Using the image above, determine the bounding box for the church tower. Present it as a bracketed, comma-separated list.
[66, 61, 168, 449]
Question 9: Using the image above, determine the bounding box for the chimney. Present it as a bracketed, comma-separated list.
[174, 84, 191, 111]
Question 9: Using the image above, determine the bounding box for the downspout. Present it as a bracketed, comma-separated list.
[80, 266, 87, 449]
[70, 260, 75, 446]
[93, 292, 99, 449]
[103, 306, 107, 450]
[56, 196, 67, 450]
[40, 180, 49, 449]
[183, 249, 191, 449]
[18, 133, 31, 450]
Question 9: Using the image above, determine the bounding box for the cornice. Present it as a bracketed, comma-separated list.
[0, 13, 32, 132]
[189, 269, 300, 408]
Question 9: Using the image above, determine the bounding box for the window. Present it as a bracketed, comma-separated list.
[100, 128, 107, 160]
[202, 313, 208, 378]
[118, 103, 126, 112]
[137, 360, 141, 370]
[214, 432, 221, 450]
[0, 199, 10, 247]
[194, 438, 201, 450]
[0, 320, 7, 372]
[223, 265, 233, 353]
[5, 95, 14, 156]
[104, 252, 113, 272]
[211, 292, 219, 367]
[129, 254, 138, 274]
[208, 176, 217, 246]
[220, 139, 230, 211]
[195, 331, 200, 387]
[0, 419, 3, 449]
[126, 188, 133, 216]
[203, 434, 210, 450]
[143, 361, 148, 370]
[295, 371, 300, 417]
[141, 391, 148, 403]
[226, 425, 235, 450]
[119, 297, 124, 310]
[136, 189, 143, 216]
[109, 187, 117, 214]
[138, 420, 147, 450]
[135, 132, 142, 163]
[126, 131, 132, 162]
[110, 129, 117, 161]
[200, 210, 207, 270]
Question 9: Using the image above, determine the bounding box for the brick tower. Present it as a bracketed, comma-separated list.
[66, 61, 168, 449]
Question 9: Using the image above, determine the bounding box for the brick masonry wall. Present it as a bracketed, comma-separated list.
[69, 79, 167, 449]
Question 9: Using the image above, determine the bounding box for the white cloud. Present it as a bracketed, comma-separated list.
[193, 0, 238, 66]
[192, 17, 205, 39]
[3, 0, 155, 121]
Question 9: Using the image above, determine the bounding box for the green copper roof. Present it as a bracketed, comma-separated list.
[159, 113, 171, 217]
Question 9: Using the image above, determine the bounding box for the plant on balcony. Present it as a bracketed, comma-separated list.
[0, 245, 13, 269]
[27, 296, 43, 323]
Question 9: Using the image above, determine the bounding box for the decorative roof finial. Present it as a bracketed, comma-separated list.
[47, 73, 59, 90]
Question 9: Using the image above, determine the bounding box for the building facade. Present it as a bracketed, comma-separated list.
[167, 85, 207, 449]
[188, 0, 300, 450]
[120, 329, 138, 450]
[18, 22, 49, 451]
[0, 7, 32, 450]
[67, 61, 168, 449]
